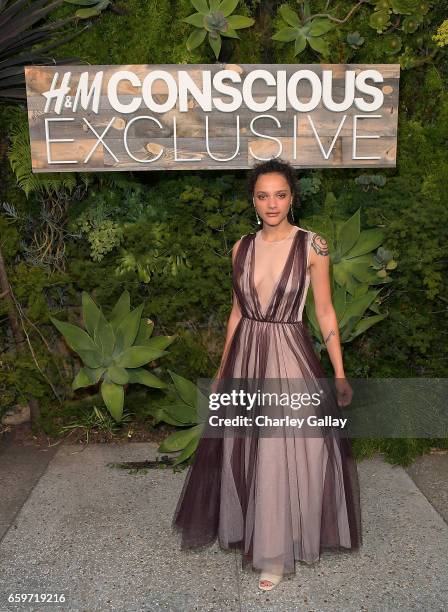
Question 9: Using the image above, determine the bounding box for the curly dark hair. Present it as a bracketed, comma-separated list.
[247, 157, 301, 206]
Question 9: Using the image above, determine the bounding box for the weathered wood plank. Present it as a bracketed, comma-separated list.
[24, 63, 401, 97]
[29, 135, 398, 171]
[24, 64, 400, 172]
[27, 107, 398, 139]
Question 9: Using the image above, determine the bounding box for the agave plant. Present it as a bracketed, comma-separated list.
[0, 0, 83, 102]
[306, 284, 388, 355]
[149, 370, 207, 466]
[183, 0, 254, 60]
[272, 3, 334, 56]
[305, 208, 396, 354]
[50, 290, 176, 422]
[329, 208, 396, 295]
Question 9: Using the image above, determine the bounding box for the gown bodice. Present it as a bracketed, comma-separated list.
[233, 225, 312, 324]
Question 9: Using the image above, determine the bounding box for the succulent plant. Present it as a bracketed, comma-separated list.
[354, 174, 387, 190]
[346, 31, 365, 48]
[369, 8, 391, 33]
[373, 0, 391, 10]
[401, 15, 421, 34]
[272, 2, 334, 56]
[183, 0, 254, 59]
[306, 283, 388, 353]
[390, 0, 418, 13]
[50, 290, 176, 422]
[384, 34, 403, 54]
[330, 208, 395, 293]
[368, 0, 426, 35]
[372, 246, 398, 277]
[150, 370, 208, 466]
[305, 208, 396, 354]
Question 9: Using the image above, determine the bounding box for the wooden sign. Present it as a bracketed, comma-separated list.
[24, 63, 400, 173]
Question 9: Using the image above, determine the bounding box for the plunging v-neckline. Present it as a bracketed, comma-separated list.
[250, 227, 302, 318]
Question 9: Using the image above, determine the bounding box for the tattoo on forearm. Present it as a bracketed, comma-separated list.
[324, 329, 336, 343]
[311, 233, 329, 256]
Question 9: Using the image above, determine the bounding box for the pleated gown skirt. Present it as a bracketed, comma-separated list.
[172, 225, 362, 575]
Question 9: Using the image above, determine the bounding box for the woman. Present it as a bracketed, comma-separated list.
[172, 158, 362, 591]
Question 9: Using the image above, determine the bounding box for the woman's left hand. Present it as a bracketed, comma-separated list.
[334, 377, 353, 408]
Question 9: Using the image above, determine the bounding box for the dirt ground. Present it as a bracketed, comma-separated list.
[0, 419, 173, 449]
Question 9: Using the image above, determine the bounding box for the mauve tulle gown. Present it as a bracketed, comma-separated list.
[172, 225, 362, 576]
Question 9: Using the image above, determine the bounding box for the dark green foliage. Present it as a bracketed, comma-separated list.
[0, 0, 82, 102]
[54, 0, 213, 63]
[1, 0, 447, 465]
[63, 171, 255, 384]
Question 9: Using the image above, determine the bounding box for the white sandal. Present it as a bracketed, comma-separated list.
[258, 571, 283, 591]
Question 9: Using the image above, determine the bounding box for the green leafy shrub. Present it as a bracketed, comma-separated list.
[2, 0, 447, 467]
[50, 291, 176, 421]
[150, 370, 206, 466]
[305, 207, 396, 354]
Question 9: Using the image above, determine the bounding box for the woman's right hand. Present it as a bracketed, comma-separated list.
[334, 376, 353, 408]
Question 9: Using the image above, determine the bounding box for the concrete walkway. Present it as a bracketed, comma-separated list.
[0, 439, 447, 611]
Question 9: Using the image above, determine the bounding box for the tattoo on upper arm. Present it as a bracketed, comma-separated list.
[311, 233, 329, 256]
[324, 329, 336, 343]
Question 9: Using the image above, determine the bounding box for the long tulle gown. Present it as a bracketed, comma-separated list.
[172, 224, 362, 576]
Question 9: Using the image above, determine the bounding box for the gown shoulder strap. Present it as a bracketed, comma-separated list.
[233, 232, 254, 278]
[239, 232, 256, 241]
